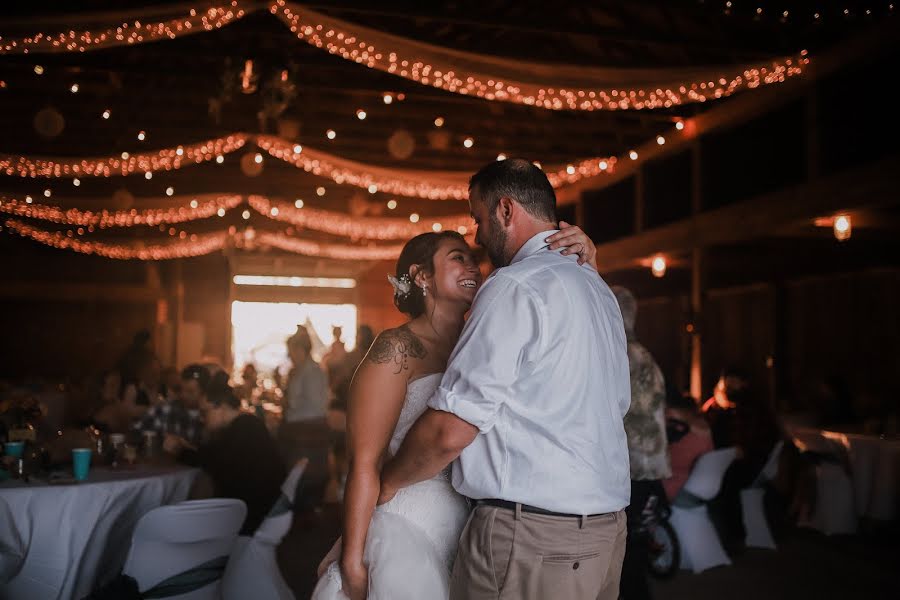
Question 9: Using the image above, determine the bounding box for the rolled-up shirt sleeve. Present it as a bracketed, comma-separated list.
[428, 274, 542, 433]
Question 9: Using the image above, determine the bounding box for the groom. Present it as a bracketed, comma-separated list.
[379, 158, 632, 600]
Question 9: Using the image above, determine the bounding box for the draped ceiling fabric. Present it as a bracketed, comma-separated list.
[0, 1, 808, 111]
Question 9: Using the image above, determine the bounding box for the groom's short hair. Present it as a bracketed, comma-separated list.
[469, 158, 557, 223]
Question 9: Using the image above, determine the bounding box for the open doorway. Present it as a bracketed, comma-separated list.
[231, 301, 357, 381]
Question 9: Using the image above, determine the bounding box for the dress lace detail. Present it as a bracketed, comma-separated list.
[312, 373, 470, 600]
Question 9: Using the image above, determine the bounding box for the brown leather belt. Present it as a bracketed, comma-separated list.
[477, 499, 607, 519]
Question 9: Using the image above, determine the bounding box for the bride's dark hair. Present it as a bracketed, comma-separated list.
[394, 231, 467, 318]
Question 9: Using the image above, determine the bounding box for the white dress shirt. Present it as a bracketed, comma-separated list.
[428, 230, 632, 515]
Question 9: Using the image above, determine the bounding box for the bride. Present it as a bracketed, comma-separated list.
[312, 222, 597, 600]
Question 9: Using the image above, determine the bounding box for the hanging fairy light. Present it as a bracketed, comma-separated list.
[463, 137, 474, 148]
[675, 120, 685, 131]
[137, 131, 146, 141]
[833, 214, 852, 241]
[0, 134, 248, 178]
[242, 209, 251, 220]
[43, 189, 52, 197]
[102, 109, 111, 119]
[316, 186, 326, 197]
[217, 207, 226, 217]
[432, 222, 442, 232]
[216, 155, 225, 164]
[0, 194, 241, 227]
[434, 117, 445, 127]
[69, 83, 79, 93]
[457, 225, 468, 235]
[145, 172, 153, 180]
[165, 186, 174, 196]
[73, 178, 81, 187]
[566, 165, 576, 175]
[293, 144, 302, 154]
[253, 152, 263, 164]
[326, 129, 337, 140]
[294, 198, 304, 208]
[387, 199, 397, 210]
[409, 213, 420, 223]
[656, 135, 666, 145]
[651, 256, 667, 278]
[383, 93, 394, 104]
[497, 153, 507, 161]
[629, 150, 639, 160]
[356, 109, 367, 120]
[34, 65, 44, 75]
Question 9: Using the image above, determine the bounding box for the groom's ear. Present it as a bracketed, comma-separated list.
[498, 196, 515, 227]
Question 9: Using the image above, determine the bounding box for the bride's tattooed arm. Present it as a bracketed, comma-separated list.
[367, 325, 427, 374]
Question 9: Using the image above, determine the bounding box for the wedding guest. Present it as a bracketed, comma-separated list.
[165, 373, 286, 535]
[613, 286, 670, 600]
[664, 393, 714, 500]
[279, 328, 330, 504]
[133, 364, 207, 446]
[89, 370, 147, 433]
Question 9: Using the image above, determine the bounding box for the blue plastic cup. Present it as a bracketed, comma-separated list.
[72, 448, 92, 481]
[4, 441, 24, 458]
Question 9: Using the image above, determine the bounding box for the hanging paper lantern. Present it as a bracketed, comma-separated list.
[111, 188, 135, 210]
[427, 130, 450, 151]
[34, 107, 65, 138]
[388, 130, 415, 159]
[240, 152, 264, 177]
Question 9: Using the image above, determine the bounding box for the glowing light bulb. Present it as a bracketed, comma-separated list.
[293, 144, 302, 154]
[73, 178, 80, 187]
[242, 210, 251, 220]
[629, 150, 639, 160]
[457, 226, 468, 235]
[834, 214, 852, 241]
[34, 65, 44, 75]
[651, 256, 667, 278]
[294, 199, 304, 208]
[102, 109, 111, 119]
[434, 117, 445, 127]
[254, 153, 263, 164]
[216, 155, 224, 164]
[432, 223, 443, 232]
[145, 171, 153, 180]
[409, 213, 420, 223]
[675, 121, 685, 131]
[463, 137, 474, 148]
[190, 200, 199, 208]
[368, 184, 378, 194]
[43, 189, 52, 198]
[326, 129, 336, 140]
[566, 165, 576, 175]
[166, 187, 174, 196]
[217, 208, 226, 217]
[656, 135, 666, 145]
[497, 153, 507, 161]
[69, 83, 79, 93]
[316, 187, 326, 197]
[137, 131, 146, 141]
[356, 109, 367, 120]
[383, 93, 393, 104]
[387, 199, 397, 210]
[599, 160, 609, 170]
[270, 207, 279, 216]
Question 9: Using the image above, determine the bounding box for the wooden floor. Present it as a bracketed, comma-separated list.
[277, 510, 897, 600]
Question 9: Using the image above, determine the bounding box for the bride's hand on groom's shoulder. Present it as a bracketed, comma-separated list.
[546, 221, 598, 269]
[340, 560, 369, 600]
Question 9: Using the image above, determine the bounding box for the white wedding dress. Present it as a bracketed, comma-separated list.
[312, 373, 471, 599]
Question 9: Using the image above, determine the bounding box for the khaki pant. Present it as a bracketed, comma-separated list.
[450, 505, 626, 600]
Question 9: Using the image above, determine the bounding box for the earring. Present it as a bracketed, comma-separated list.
[422, 285, 427, 297]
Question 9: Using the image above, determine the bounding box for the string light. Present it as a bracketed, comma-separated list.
[293, 144, 302, 153]
[165, 186, 174, 196]
[248, 195, 471, 240]
[0, 3, 249, 54]
[137, 131, 146, 141]
[833, 214, 852, 241]
[43, 189, 52, 197]
[629, 150, 639, 160]
[274, 2, 807, 111]
[387, 199, 397, 209]
[656, 135, 666, 145]
[69, 83, 79, 93]
[242, 209, 251, 219]
[0, 194, 241, 227]
[651, 256, 667, 278]
[368, 184, 378, 194]
[316, 186, 326, 196]
[145, 171, 153, 180]
[253, 152, 263, 164]
[216, 155, 225, 164]
[73, 178, 81, 186]
[463, 137, 474, 148]
[434, 117, 445, 127]
[1, 134, 248, 178]
[34, 65, 44, 75]
[326, 129, 336, 140]
[432, 222, 442, 232]
[102, 109, 111, 119]
[4, 219, 228, 260]
[675, 120, 685, 130]
[217, 207, 226, 217]
[497, 153, 507, 161]
[383, 93, 393, 104]
[356, 109, 367, 120]
[294, 198, 304, 208]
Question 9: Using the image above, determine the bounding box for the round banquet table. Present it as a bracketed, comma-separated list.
[0, 464, 198, 600]
[791, 427, 900, 521]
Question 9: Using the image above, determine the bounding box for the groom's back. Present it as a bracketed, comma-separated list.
[437, 240, 632, 516]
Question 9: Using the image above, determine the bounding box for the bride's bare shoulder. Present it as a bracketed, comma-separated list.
[364, 324, 428, 370]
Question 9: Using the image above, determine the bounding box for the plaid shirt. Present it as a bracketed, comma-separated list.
[133, 400, 204, 445]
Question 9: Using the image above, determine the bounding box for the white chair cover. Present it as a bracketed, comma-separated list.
[670, 447, 737, 573]
[682, 447, 738, 501]
[670, 505, 732, 573]
[742, 440, 784, 549]
[123, 498, 246, 600]
[810, 463, 858, 535]
[222, 459, 307, 600]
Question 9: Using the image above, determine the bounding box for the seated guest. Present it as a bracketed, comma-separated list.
[122, 352, 163, 407]
[90, 370, 147, 433]
[133, 364, 207, 446]
[664, 393, 714, 500]
[706, 369, 782, 551]
[701, 370, 740, 448]
[164, 373, 286, 535]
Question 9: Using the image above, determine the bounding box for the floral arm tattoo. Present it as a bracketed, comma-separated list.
[367, 326, 427, 374]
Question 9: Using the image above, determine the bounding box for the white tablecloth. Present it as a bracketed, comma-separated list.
[792, 427, 900, 521]
[0, 465, 198, 600]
